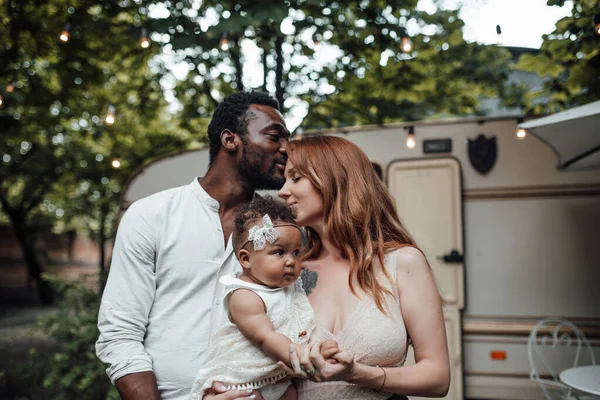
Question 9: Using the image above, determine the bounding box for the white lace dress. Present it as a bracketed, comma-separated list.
[190, 274, 315, 400]
[297, 249, 409, 400]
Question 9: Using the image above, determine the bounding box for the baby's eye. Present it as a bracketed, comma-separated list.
[292, 249, 300, 257]
[273, 249, 285, 256]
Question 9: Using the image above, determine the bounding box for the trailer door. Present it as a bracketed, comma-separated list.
[387, 157, 464, 400]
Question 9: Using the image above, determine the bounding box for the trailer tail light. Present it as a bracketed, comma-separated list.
[490, 350, 507, 360]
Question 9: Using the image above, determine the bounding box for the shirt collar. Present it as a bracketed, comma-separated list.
[190, 177, 220, 211]
[190, 177, 264, 211]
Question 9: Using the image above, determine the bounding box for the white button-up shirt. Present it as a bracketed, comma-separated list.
[96, 178, 241, 400]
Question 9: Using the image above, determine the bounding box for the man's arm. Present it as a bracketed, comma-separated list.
[116, 372, 161, 400]
[96, 201, 159, 399]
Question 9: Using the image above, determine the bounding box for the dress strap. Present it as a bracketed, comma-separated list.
[219, 274, 283, 315]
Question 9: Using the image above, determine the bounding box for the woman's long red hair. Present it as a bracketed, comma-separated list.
[287, 136, 418, 313]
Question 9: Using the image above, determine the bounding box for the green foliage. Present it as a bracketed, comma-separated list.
[143, 0, 514, 129]
[0, 0, 194, 301]
[516, 0, 600, 113]
[11, 274, 118, 399]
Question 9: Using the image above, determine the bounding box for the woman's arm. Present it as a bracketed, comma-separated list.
[351, 247, 450, 396]
[284, 247, 450, 397]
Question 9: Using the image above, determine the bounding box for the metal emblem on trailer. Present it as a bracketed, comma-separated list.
[468, 134, 497, 174]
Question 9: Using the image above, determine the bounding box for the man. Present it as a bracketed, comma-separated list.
[96, 92, 290, 400]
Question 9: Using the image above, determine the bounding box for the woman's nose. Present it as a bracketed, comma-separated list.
[278, 184, 289, 199]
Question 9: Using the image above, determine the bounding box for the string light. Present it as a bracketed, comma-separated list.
[140, 27, 151, 48]
[0, 94, 4, 107]
[6, 81, 15, 93]
[406, 126, 416, 149]
[111, 157, 121, 169]
[312, 32, 321, 50]
[220, 33, 230, 51]
[594, 15, 600, 35]
[400, 35, 413, 53]
[104, 105, 116, 125]
[495, 24, 504, 45]
[516, 118, 526, 139]
[59, 23, 71, 42]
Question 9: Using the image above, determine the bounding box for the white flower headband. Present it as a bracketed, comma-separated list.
[243, 214, 300, 251]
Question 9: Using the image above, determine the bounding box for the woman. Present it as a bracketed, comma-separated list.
[277, 136, 450, 399]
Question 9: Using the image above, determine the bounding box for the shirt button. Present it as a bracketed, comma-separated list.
[215, 300, 220, 305]
[217, 227, 222, 231]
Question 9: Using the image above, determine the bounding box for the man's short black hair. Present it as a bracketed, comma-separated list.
[232, 196, 296, 254]
[207, 92, 280, 163]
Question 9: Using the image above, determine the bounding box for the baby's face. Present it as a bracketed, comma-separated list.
[242, 226, 303, 288]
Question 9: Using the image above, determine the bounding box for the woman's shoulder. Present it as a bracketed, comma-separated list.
[385, 246, 429, 275]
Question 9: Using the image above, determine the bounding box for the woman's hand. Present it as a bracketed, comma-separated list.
[278, 341, 355, 382]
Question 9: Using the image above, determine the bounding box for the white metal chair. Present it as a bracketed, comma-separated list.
[528, 318, 597, 400]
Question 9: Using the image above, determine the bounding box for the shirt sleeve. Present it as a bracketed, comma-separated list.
[95, 200, 157, 383]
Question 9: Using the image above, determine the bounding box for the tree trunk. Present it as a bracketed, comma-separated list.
[262, 46, 268, 92]
[231, 39, 244, 92]
[99, 208, 107, 274]
[97, 201, 110, 293]
[274, 35, 285, 109]
[14, 225, 54, 305]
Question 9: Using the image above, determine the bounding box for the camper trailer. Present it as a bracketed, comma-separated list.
[123, 114, 600, 400]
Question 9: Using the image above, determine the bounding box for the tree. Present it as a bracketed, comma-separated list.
[142, 0, 514, 130]
[0, 0, 190, 303]
[516, 0, 600, 113]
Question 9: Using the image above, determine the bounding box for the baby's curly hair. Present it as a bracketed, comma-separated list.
[232, 196, 298, 255]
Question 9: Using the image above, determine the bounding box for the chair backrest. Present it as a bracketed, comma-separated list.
[528, 319, 596, 400]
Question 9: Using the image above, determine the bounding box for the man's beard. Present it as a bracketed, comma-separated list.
[239, 145, 285, 190]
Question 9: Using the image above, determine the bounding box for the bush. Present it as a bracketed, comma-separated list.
[11, 274, 119, 400]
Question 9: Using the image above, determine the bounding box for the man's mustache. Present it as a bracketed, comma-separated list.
[274, 157, 288, 165]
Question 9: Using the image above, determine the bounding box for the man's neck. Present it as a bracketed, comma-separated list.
[199, 166, 255, 213]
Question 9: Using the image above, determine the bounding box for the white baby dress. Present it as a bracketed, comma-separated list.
[190, 274, 315, 400]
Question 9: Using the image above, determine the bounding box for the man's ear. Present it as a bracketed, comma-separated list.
[220, 129, 239, 154]
[238, 249, 252, 269]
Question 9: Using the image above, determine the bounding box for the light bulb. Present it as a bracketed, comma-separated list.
[406, 126, 416, 149]
[220, 34, 229, 51]
[496, 24, 504, 45]
[516, 128, 526, 139]
[140, 28, 151, 48]
[6, 82, 15, 93]
[400, 36, 413, 53]
[594, 15, 600, 35]
[59, 23, 71, 42]
[0, 94, 4, 107]
[104, 105, 116, 125]
[111, 158, 121, 169]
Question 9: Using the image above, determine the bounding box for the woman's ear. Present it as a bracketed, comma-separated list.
[238, 249, 251, 269]
[220, 129, 238, 154]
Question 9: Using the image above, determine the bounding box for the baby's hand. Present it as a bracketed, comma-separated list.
[320, 340, 341, 364]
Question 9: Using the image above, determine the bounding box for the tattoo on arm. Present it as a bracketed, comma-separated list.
[301, 269, 318, 295]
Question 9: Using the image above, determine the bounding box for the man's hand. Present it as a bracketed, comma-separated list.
[204, 381, 264, 400]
